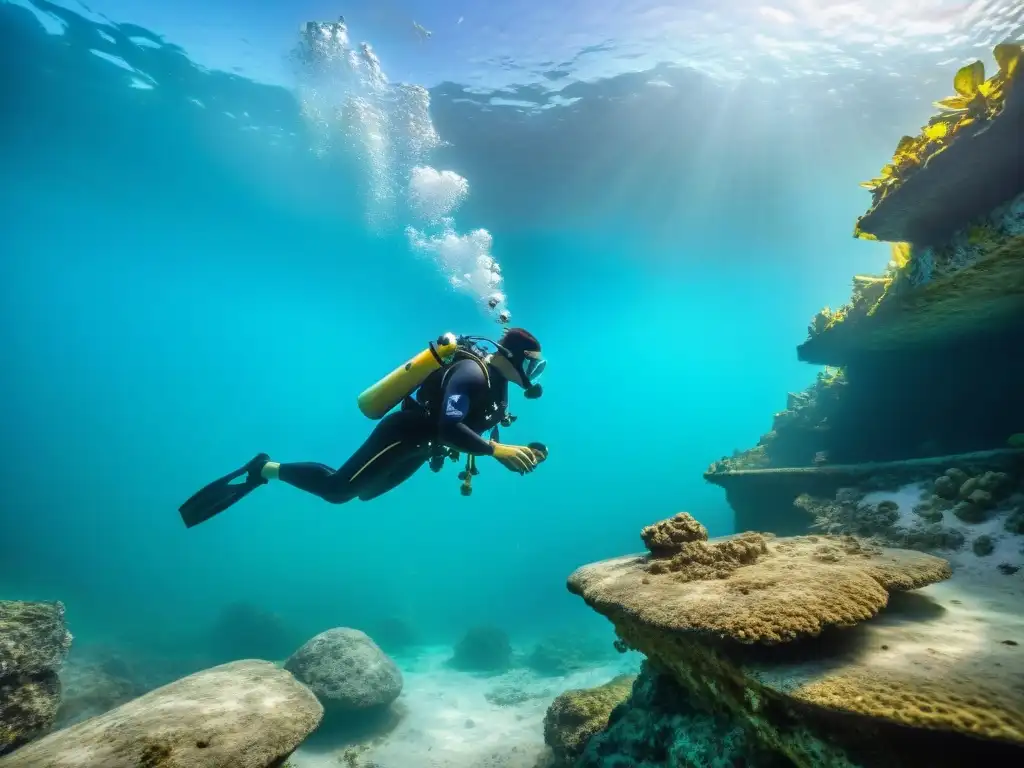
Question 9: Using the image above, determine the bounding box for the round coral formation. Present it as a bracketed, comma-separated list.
[641, 512, 708, 556]
[646, 533, 769, 583]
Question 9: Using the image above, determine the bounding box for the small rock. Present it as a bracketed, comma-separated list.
[0, 660, 322, 768]
[933, 475, 958, 500]
[284, 628, 402, 712]
[913, 504, 944, 524]
[977, 471, 1011, 498]
[973, 535, 995, 557]
[942, 528, 967, 550]
[1005, 509, 1024, 535]
[944, 468, 969, 488]
[959, 477, 980, 500]
[967, 489, 994, 509]
[952, 501, 987, 524]
[997, 563, 1020, 575]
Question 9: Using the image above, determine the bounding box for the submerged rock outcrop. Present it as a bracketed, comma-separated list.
[565, 512, 1024, 767]
[575, 663, 781, 768]
[542, 674, 635, 766]
[704, 44, 1024, 490]
[0, 660, 322, 768]
[0, 601, 73, 756]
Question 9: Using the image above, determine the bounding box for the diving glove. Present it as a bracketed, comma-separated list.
[490, 441, 538, 474]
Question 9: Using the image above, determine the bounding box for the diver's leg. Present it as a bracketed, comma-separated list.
[268, 411, 428, 504]
[356, 450, 430, 501]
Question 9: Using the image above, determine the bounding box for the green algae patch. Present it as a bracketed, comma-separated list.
[543, 674, 636, 766]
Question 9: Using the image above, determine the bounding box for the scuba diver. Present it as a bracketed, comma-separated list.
[178, 328, 548, 528]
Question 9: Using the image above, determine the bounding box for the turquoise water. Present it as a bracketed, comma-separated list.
[1, 0, 1020, 668]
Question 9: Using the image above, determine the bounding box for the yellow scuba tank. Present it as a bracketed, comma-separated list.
[357, 333, 461, 419]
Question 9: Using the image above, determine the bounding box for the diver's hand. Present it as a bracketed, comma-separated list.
[490, 441, 538, 474]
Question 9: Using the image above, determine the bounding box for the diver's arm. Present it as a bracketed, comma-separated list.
[437, 363, 495, 455]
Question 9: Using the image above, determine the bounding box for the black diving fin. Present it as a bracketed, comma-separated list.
[178, 453, 270, 528]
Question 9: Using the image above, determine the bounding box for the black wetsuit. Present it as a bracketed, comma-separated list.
[277, 358, 509, 503]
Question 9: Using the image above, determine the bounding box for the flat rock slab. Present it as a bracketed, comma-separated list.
[855, 78, 1024, 244]
[568, 536, 950, 645]
[0, 660, 323, 768]
[797, 235, 1024, 366]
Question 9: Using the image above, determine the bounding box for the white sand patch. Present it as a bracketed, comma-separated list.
[863, 483, 1024, 578]
[290, 647, 640, 768]
[944, 513, 1023, 576]
[862, 482, 928, 530]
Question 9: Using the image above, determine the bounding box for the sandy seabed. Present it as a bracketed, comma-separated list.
[290, 647, 640, 768]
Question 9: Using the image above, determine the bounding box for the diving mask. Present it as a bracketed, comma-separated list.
[520, 351, 547, 385]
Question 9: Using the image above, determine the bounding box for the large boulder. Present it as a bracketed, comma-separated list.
[284, 628, 402, 712]
[0, 660, 322, 767]
[0, 601, 73, 755]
